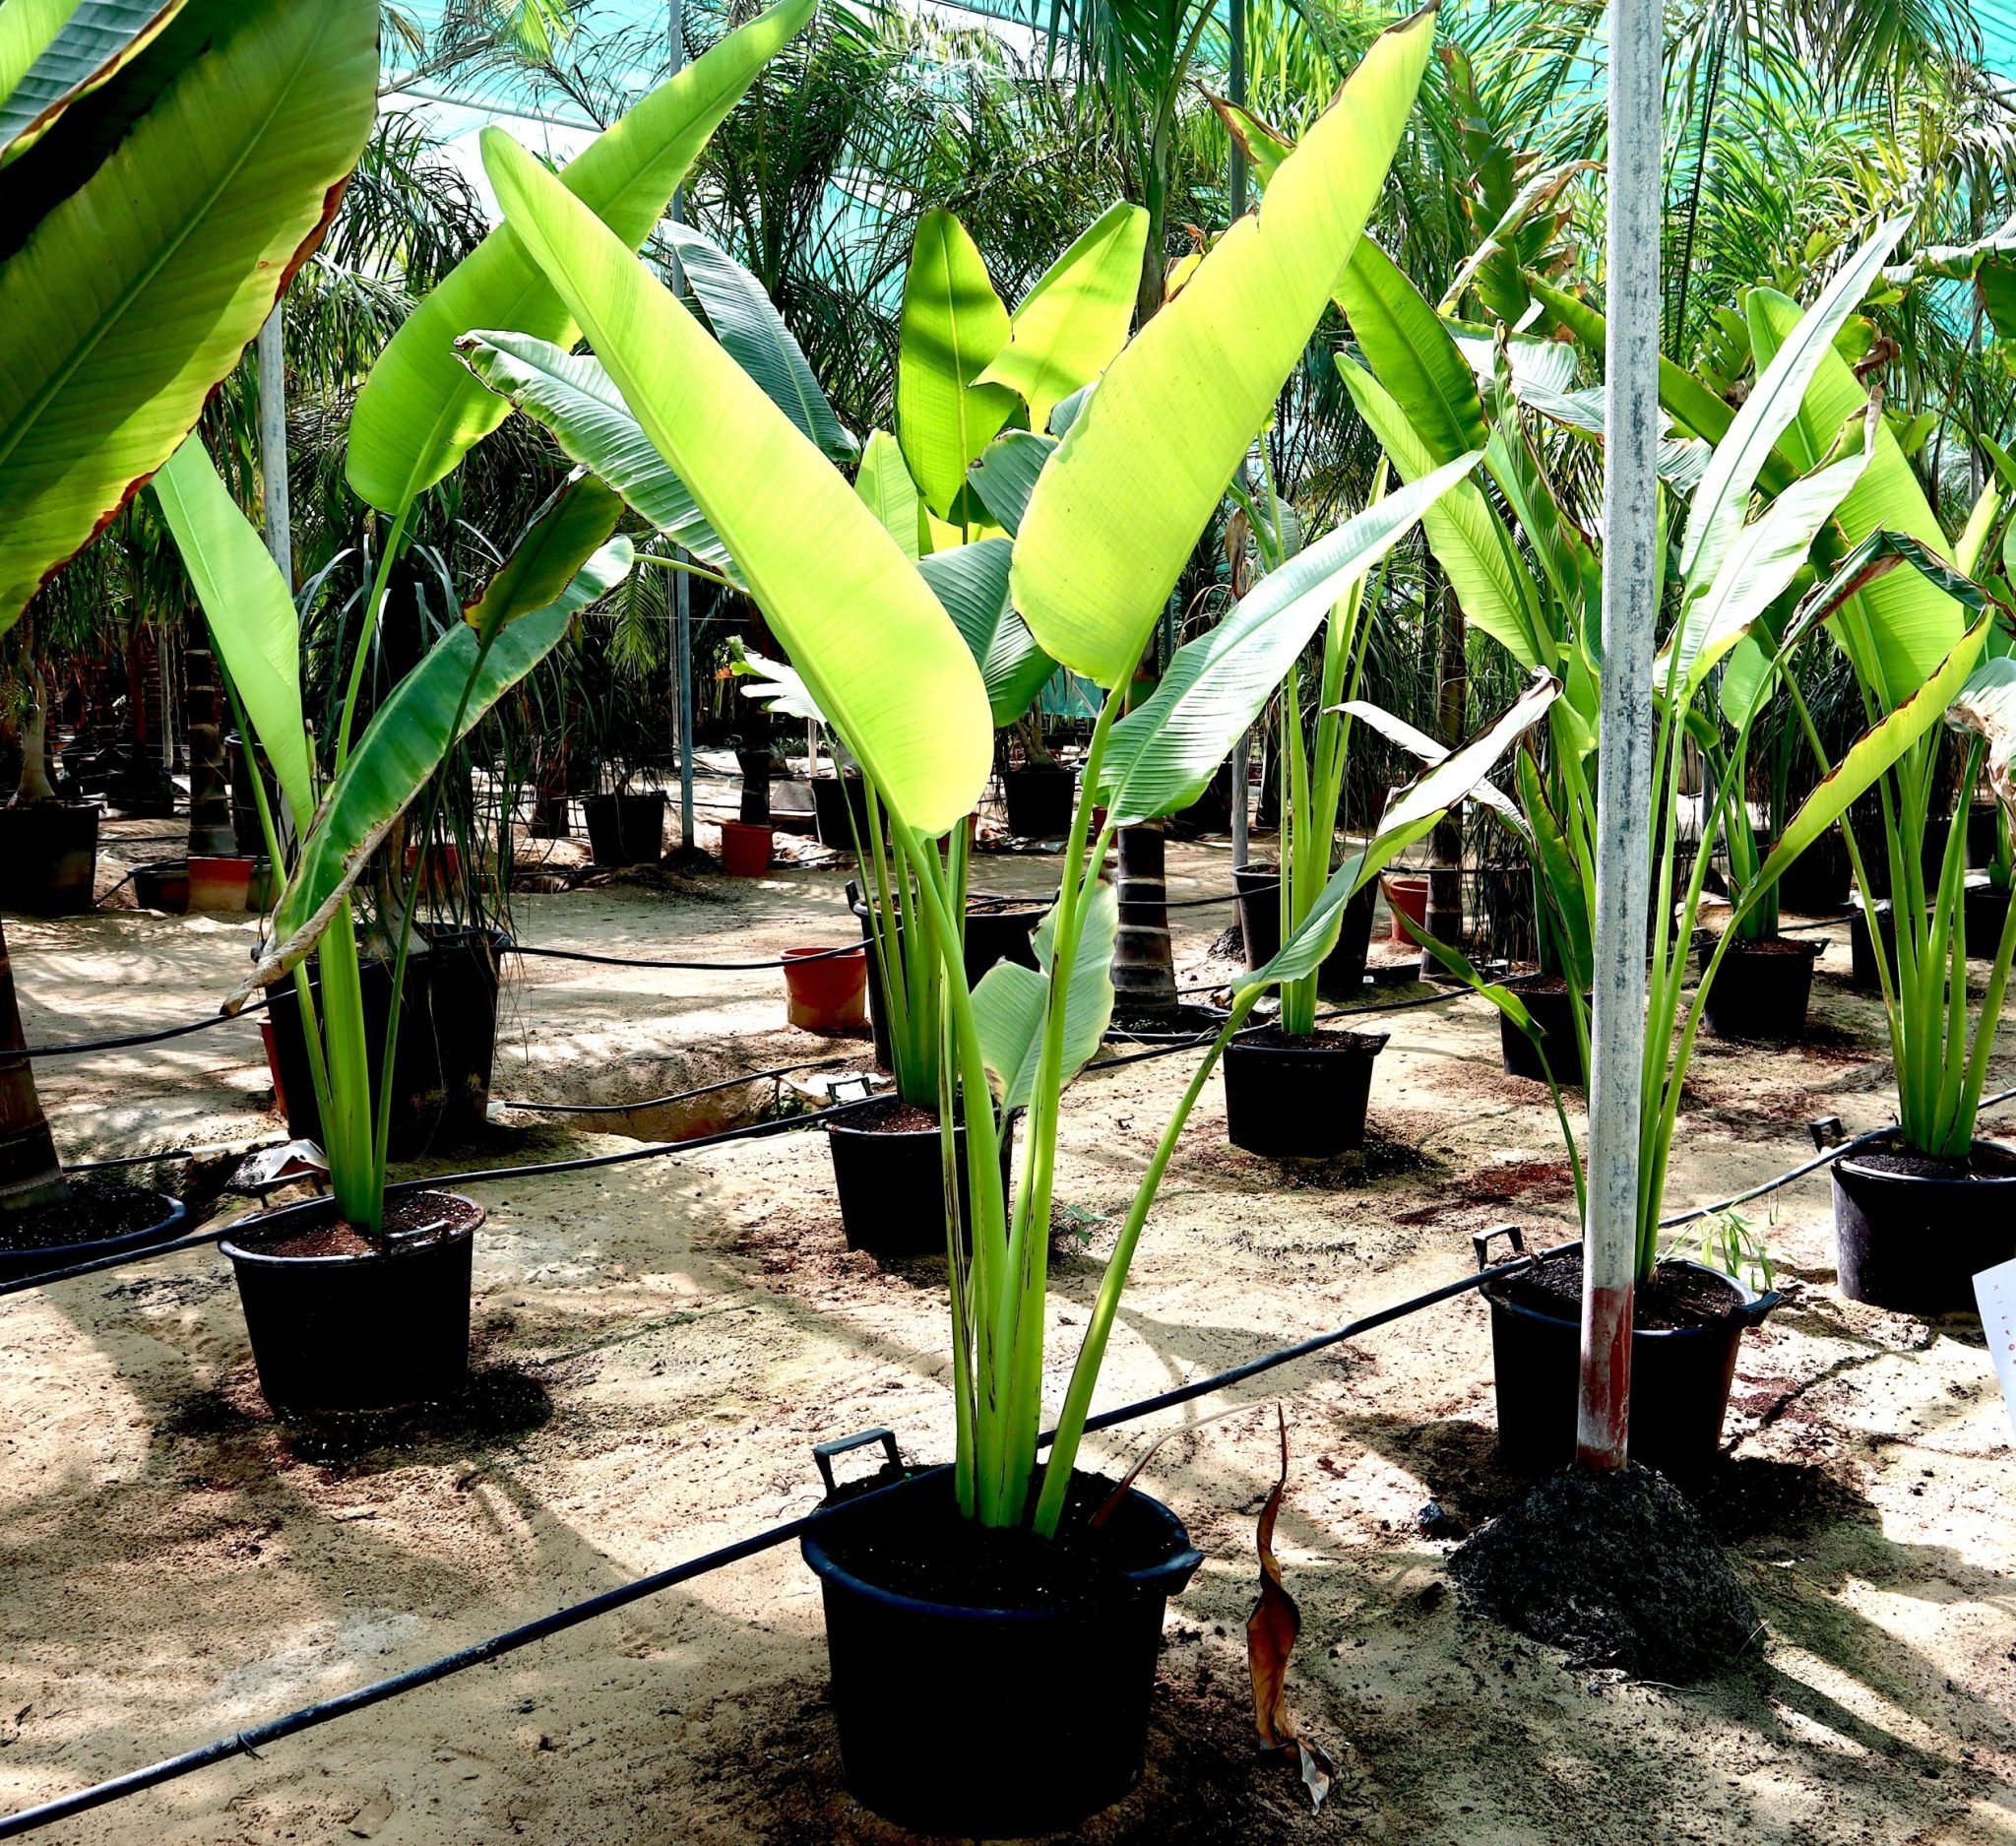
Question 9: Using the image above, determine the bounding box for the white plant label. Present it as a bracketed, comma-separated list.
[1976, 1256, 2016, 1442]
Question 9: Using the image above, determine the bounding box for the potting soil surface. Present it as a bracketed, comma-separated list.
[2, 816, 2014, 1844]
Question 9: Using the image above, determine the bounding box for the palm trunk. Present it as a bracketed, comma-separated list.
[1111, 818, 1177, 1017]
[13, 661, 57, 805]
[183, 606, 237, 858]
[0, 912, 66, 1212]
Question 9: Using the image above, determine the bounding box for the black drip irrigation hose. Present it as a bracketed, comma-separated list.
[20, 995, 267, 1059]
[511, 939, 864, 972]
[0, 1241, 1547, 1843]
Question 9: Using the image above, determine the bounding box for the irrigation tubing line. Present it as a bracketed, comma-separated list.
[20, 995, 267, 1059]
[0, 1243, 1546, 1842]
[510, 939, 864, 972]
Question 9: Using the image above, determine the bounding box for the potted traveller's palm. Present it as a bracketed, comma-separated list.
[477, 13, 1504, 1831]
[158, 439, 627, 1415]
[1346, 219, 1997, 1464]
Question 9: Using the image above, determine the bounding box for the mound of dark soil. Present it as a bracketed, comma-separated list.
[1448, 1462, 1757, 1681]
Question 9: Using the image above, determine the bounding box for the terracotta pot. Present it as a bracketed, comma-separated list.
[1384, 873, 1429, 941]
[187, 854, 273, 914]
[721, 819, 774, 877]
[783, 945, 866, 1031]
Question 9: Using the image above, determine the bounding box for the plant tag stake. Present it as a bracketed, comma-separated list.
[1974, 1256, 2016, 1442]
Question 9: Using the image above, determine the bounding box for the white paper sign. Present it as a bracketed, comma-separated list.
[1976, 1256, 2016, 1441]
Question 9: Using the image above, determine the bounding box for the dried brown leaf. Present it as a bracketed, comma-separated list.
[1245, 1405, 1336, 1812]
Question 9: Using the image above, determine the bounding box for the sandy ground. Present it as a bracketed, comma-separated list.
[1, 818, 2013, 1844]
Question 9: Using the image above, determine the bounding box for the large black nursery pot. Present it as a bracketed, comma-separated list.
[1964, 875, 2012, 955]
[1001, 762, 1077, 840]
[583, 791, 666, 866]
[1775, 822, 1851, 915]
[1831, 1132, 2016, 1315]
[0, 1189, 188, 1286]
[220, 1190, 482, 1416]
[801, 1466, 1202, 1838]
[1498, 975, 1587, 1084]
[1234, 863, 1375, 999]
[1223, 1027, 1388, 1160]
[263, 950, 447, 1159]
[420, 926, 508, 1138]
[811, 772, 873, 850]
[1480, 1237, 1779, 1477]
[0, 799, 98, 916]
[1847, 896, 1903, 991]
[1703, 934, 1825, 1042]
[825, 1102, 1016, 1258]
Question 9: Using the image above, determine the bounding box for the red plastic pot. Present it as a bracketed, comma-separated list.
[187, 855, 273, 913]
[1384, 873, 1429, 941]
[784, 945, 866, 1031]
[721, 818, 774, 877]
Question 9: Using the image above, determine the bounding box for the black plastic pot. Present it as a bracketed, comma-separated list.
[1968, 801, 2000, 869]
[1481, 1241, 1779, 1476]
[220, 1191, 480, 1415]
[419, 927, 508, 1139]
[1703, 934, 1825, 1042]
[801, 1468, 1201, 1837]
[0, 1189, 188, 1286]
[811, 774, 873, 850]
[582, 792, 666, 866]
[1234, 864, 1376, 999]
[1965, 877, 2013, 956]
[825, 1104, 1015, 1258]
[1775, 823, 1851, 916]
[1498, 976, 1587, 1085]
[1831, 1133, 2016, 1314]
[1848, 898, 1903, 991]
[0, 800, 98, 916]
[1223, 1029, 1388, 1159]
[849, 885, 1044, 1071]
[1002, 763, 1077, 839]
[262, 951, 447, 1160]
[132, 859, 190, 915]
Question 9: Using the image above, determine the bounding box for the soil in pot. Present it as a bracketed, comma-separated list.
[1234, 864, 1376, 998]
[0, 801, 98, 917]
[1002, 763, 1077, 839]
[1450, 1462, 1757, 1682]
[1223, 1025, 1388, 1160]
[1481, 1243, 1775, 1477]
[801, 1466, 1200, 1838]
[824, 1100, 1014, 1258]
[583, 792, 667, 866]
[0, 1182, 188, 1284]
[1498, 975, 1587, 1085]
[1831, 1135, 2016, 1315]
[1703, 933, 1825, 1042]
[220, 1189, 483, 1416]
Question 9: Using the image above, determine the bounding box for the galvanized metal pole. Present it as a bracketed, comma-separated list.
[669, 0, 696, 853]
[1577, 0, 1662, 1471]
[1228, 0, 1252, 870]
[256, 307, 291, 586]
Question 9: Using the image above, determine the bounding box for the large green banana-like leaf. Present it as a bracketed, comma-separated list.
[247, 549, 625, 995]
[1680, 223, 1905, 593]
[1238, 669, 1559, 991]
[1748, 286, 1961, 709]
[1334, 235, 1490, 460]
[974, 202, 1147, 432]
[913, 537, 1055, 727]
[456, 330, 735, 576]
[854, 429, 923, 562]
[151, 434, 316, 824]
[1751, 610, 1993, 905]
[466, 473, 624, 644]
[972, 882, 1117, 1111]
[484, 128, 991, 838]
[897, 209, 1017, 520]
[966, 429, 1054, 536]
[1098, 454, 1480, 825]
[0, 0, 180, 162]
[1338, 354, 1547, 669]
[0, 0, 375, 630]
[1516, 746, 1593, 989]
[1663, 437, 1872, 706]
[664, 221, 854, 464]
[1012, 7, 1436, 688]
[346, 0, 814, 514]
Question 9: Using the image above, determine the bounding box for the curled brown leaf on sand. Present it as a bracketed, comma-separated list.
[1246, 1405, 1336, 1813]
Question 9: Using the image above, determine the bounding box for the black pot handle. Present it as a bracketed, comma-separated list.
[1129, 1544, 1206, 1599]
[1736, 1288, 1783, 1327]
[813, 1427, 904, 1496]
[1472, 1224, 1525, 1272]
